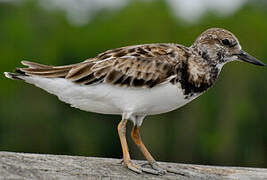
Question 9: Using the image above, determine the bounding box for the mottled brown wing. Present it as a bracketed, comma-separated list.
[18, 43, 188, 88]
[66, 56, 175, 88]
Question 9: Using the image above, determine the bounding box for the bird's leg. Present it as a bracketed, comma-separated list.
[117, 118, 161, 175]
[130, 126, 156, 163]
[130, 125, 166, 175]
[131, 125, 189, 176]
[117, 118, 141, 173]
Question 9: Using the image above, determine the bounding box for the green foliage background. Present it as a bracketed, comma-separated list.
[1, 0, 267, 167]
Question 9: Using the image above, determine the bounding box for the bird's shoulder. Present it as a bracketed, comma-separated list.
[94, 43, 189, 63]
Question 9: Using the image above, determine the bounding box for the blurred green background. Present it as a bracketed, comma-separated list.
[1, 0, 267, 168]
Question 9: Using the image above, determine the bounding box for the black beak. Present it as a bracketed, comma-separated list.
[237, 50, 265, 66]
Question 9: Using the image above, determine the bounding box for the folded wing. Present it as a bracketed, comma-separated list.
[17, 44, 187, 88]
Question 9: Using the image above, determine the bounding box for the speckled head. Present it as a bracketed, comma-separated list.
[191, 28, 265, 67]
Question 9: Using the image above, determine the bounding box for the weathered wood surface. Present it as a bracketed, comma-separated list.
[0, 151, 267, 179]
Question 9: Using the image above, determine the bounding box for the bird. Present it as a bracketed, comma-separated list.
[4, 28, 265, 175]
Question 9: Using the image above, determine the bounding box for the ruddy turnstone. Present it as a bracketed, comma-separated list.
[4, 28, 265, 175]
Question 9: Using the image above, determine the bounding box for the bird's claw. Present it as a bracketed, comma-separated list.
[142, 162, 190, 176]
[123, 161, 164, 175]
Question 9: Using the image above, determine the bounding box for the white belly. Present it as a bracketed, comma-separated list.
[23, 76, 199, 115]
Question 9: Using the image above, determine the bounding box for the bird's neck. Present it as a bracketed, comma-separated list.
[173, 51, 220, 98]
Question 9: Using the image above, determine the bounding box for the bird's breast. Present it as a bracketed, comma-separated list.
[172, 58, 219, 99]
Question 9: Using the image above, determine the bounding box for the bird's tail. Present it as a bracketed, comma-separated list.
[4, 60, 79, 80]
[4, 69, 26, 80]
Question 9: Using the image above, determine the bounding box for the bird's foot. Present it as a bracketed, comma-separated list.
[142, 162, 190, 177]
[123, 160, 164, 175]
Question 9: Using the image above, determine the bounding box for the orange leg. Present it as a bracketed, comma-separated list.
[131, 125, 189, 176]
[131, 126, 166, 175]
[117, 118, 142, 173]
[131, 125, 156, 164]
[117, 118, 163, 175]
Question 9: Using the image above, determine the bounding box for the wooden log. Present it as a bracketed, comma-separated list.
[0, 151, 267, 179]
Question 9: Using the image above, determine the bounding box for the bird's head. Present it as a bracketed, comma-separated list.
[191, 28, 265, 68]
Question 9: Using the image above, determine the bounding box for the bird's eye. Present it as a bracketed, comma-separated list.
[222, 39, 231, 46]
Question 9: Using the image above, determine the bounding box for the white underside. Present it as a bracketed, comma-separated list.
[22, 76, 200, 125]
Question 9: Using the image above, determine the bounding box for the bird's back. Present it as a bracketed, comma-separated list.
[13, 43, 191, 88]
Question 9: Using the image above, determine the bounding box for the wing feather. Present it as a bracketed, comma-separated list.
[17, 43, 189, 88]
[68, 55, 176, 87]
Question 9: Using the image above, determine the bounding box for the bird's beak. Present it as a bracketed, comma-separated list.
[237, 50, 265, 66]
